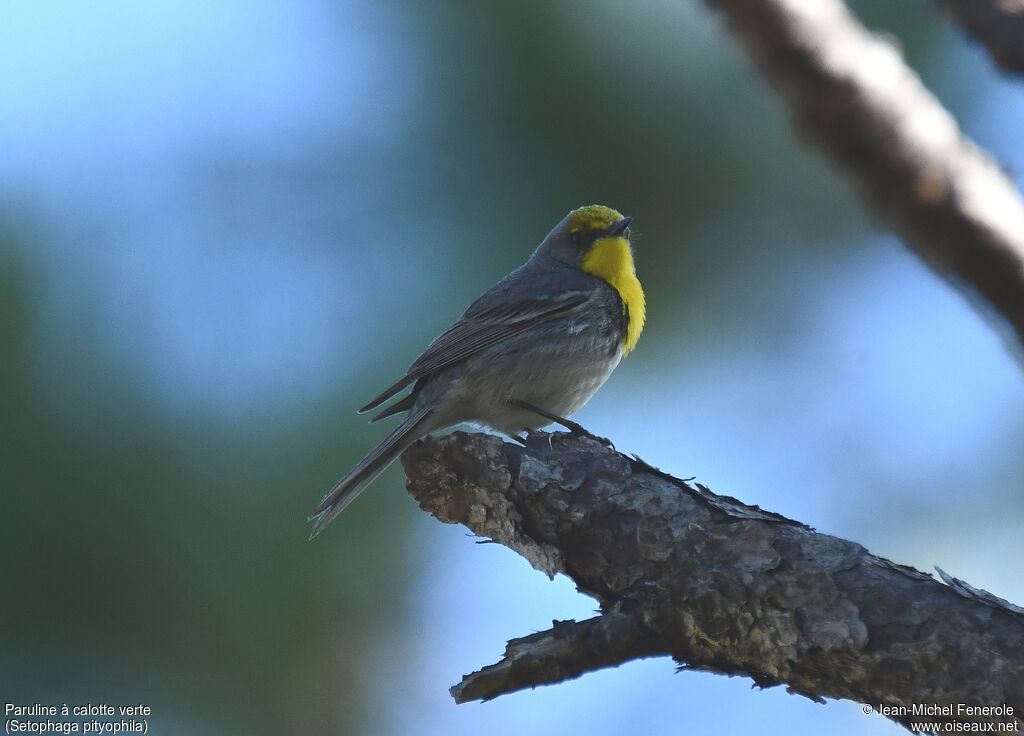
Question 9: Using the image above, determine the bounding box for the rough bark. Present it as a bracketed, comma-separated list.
[704, 0, 1024, 355]
[402, 430, 1024, 731]
[937, 0, 1024, 76]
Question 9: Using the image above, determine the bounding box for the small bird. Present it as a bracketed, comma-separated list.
[308, 205, 645, 538]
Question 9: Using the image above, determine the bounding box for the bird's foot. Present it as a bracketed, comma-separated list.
[507, 432, 529, 446]
[509, 400, 615, 449]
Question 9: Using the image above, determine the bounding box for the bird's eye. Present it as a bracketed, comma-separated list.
[571, 230, 583, 246]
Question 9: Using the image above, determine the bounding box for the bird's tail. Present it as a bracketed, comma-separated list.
[308, 406, 433, 539]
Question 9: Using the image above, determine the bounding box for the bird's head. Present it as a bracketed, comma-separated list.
[536, 205, 634, 270]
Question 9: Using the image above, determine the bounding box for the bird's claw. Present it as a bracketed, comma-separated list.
[510, 399, 615, 449]
[507, 432, 530, 446]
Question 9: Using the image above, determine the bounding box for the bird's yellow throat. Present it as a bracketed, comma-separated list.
[581, 236, 646, 355]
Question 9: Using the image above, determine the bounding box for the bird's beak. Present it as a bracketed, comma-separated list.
[606, 216, 633, 238]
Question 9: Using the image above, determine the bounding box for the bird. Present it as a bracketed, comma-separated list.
[308, 204, 645, 538]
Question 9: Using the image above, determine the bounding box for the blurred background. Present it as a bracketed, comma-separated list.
[2, 1, 1023, 733]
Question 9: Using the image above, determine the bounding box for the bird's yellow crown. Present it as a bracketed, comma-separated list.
[572, 204, 646, 356]
[568, 205, 624, 234]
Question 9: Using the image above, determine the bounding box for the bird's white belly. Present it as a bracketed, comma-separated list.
[438, 336, 623, 435]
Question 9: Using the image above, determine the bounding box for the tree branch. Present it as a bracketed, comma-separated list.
[704, 0, 1024, 354]
[451, 606, 664, 703]
[937, 0, 1024, 76]
[402, 431, 1024, 730]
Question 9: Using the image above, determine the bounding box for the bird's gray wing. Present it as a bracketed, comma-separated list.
[358, 285, 591, 414]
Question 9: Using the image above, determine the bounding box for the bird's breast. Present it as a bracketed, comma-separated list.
[580, 236, 646, 355]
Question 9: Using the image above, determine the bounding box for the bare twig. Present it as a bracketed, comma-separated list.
[705, 0, 1024, 354]
[402, 431, 1024, 730]
[937, 0, 1024, 76]
[451, 606, 664, 703]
